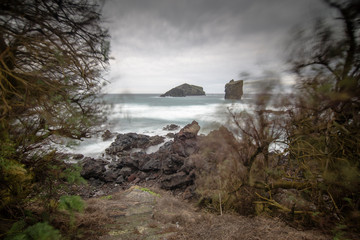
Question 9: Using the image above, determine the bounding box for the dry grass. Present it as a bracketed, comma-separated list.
[150, 188, 329, 240]
[171, 214, 329, 240]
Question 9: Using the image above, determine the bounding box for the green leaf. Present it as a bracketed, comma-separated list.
[58, 195, 85, 213]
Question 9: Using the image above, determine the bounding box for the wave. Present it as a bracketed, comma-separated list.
[108, 102, 248, 122]
[66, 95, 252, 157]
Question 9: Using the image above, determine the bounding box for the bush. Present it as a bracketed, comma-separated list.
[5, 221, 61, 240]
[0, 0, 108, 236]
[0, 140, 33, 216]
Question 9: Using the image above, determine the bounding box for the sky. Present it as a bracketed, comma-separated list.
[101, 0, 330, 94]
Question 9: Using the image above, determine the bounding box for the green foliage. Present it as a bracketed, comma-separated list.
[332, 224, 350, 240]
[134, 186, 161, 197]
[62, 164, 87, 185]
[198, 2, 360, 236]
[0, 0, 109, 237]
[283, 0, 360, 232]
[0, 139, 33, 212]
[100, 195, 113, 200]
[0, 158, 32, 209]
[58, 195, 85, 214]
[6, 222, 61, 240]
[5, 220, 27, 239]
[58, 195, 85, 232]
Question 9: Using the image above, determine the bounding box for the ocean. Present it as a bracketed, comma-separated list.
[66, 93, 253, 157]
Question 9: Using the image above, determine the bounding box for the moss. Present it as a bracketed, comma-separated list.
[134, 186, 161, 197]
[100, 195, 113, 200]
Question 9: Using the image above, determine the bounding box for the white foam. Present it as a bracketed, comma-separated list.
[65, 138, 114, 158]
[108, 102, 249, 122]
[65, 96, 254, 156]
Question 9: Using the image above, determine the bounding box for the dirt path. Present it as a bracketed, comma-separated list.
[85, 186, 329, 240]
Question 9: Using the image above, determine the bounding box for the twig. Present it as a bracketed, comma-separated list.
[255, 192, 313, 215]
[219, 192, 223, 216]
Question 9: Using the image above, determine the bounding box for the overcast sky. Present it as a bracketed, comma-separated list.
[101, 0, 330, 94]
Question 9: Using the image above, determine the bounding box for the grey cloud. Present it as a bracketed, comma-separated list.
[104, 0, 326, 36]
[101, 0, 331, 93]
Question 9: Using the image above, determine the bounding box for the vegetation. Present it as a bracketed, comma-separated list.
[0, 0, 358, 239]
[0, 0, 109, 238]
[5, 221, 61, 240]
[285, 0, 360, 232]
[134, 186, 161, 198]
[196, 0, 359, 237]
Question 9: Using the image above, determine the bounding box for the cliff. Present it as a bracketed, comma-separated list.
[160, 83, 205, 97]
[225, 79, 243, 99]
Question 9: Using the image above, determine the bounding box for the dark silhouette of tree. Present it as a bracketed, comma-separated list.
[197, 1, 359, 234]
[0, 0, 109, 226]
[288, 0, 359, 122]
[0, 0, 110, 147]
[285, 0, 360, 230]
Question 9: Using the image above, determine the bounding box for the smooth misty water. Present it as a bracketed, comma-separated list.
[65, 94, 253, 156]
[103, 94, 252, 134]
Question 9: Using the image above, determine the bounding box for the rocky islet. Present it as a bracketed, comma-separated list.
[160, 83, 205, 97]
[225, 79, 243, 99]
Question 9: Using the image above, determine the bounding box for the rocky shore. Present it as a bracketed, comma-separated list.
[64, 122, 331, 240]
[78, 121, 204, 197]
[76, 121, 318, 213]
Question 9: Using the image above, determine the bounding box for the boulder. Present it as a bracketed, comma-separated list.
[148, 135, 165, 146]
[102, 129, 116, 141]
[175, 120, 200, 140]
[102, 169, 121, 182]
[81, 157, 107, 179]
[119, 151, 149, 169]
[172, 121, 200, 157]
[162, 154, 186, 174]
[141, 158, 162, 171]
[225, 79, 243, 100]
[105, 133, 164, 155]
[119, 167, 133, 177]
[166, 132, 175, 138]
[116, 175, 125, 184]
[160, 83, 205, 97]
[127, 173, 137, 182]
[72, 154, 84, 160]
[163, 124, 180, 131]
[160, 171, 194, 190]
[159, 141, 173, 152]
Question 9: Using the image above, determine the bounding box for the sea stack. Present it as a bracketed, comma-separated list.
[160, 83, 205, 97]
[225, 79, 243, 100]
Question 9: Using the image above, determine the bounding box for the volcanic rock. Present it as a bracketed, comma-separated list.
[81, 157, 107, 179]
[163, 124, 180, 131]
[166, 133, 175, 138]
[160, 83, 205, 97]
[225, 79, 243, 100]
[162, 154, 186, 174]
[141, 157, 162, 171]
[102, 129, 116, 141]
[105, 133, 164, 155]
[102, 169, 121, 182]
[83, 121, 202, 195]
[172, 121, 200, 157]
[160, 171, 194, 190]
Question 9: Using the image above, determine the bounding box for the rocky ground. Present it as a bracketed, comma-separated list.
[83, 186, 329, 240]
[72, 122, 331, 239]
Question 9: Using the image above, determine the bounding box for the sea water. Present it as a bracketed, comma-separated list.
[66, 94, 253, 157]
